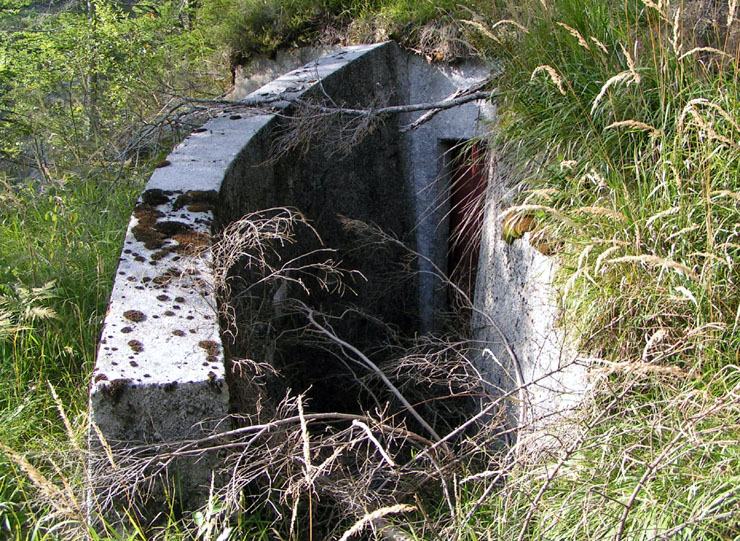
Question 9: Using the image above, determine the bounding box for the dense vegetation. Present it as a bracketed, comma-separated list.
[0, 0, 226, 537]
[1, 0, 739, 538]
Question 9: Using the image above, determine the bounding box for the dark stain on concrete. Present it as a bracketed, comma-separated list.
[123, 310, 147, 323]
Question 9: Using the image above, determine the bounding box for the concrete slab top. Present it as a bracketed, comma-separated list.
[92, 192, 222, 389]
[91, 41, 394, 411]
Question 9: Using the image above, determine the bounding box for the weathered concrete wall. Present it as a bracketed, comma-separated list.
[89, 43, 398, 515]
[472, 154, 587, 433]
[91, 40, 585, 517]
[218, 43, 419, 411]
[398, 55, 496, 332]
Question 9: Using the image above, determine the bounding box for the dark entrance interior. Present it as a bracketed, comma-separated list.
[444, 141, 487, 305]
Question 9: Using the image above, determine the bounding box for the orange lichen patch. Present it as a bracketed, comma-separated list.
[532, 236, 560, 256]
[141, 189, 171, 206]
[187, 202, 215, 213]
[153, 221, 192, 236]
[133, 204, 164, 223]
[153, 267, 184, 285]
[173, 190, 219, 211]
[198, 340, 220, 357]
[132, 204, 167, 250]
[123, 310, 147, 323]
[501, 213, 559, 255]
[173, 230, 211, 253]
[502, 213, 535, 244]
[151, 249, 172, 262]
[102, 378, 131, 401]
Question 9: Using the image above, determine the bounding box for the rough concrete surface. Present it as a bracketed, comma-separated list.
[397, 54, 497, 331]
[89, 42, 391, 516]
[472, 155, 588, 434]
[91, 40, 587, 517]
[230, 45, 342, 100]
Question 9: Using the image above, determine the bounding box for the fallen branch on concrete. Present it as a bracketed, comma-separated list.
[177, 86, 495, 127]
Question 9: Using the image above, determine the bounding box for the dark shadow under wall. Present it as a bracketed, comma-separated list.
[215, 43, 419, 415]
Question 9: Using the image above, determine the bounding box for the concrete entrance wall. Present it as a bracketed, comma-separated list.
[89, 40, 580, 514]
[89, 43, 405, 512]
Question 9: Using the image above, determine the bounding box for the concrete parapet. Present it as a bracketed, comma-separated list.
[89, 39, 573, 519]
[89, 42, 393, 517]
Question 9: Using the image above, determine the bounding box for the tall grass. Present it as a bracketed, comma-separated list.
[0, 1, 226, 535]
[0, 175, 142, 537]
[3, 0, 740, 538]
[441, 0, 740, 537]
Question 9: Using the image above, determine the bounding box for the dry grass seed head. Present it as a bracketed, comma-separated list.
[672, 5, 682, 54]
[590, 36, 609, 54]
[338, 504, 416, 541]
[531, 65, 567, 95]
[605, 120, 662, 138]
[556, 22, 591, 50]
[591, 70, 639, 115]
[730, 0, 738, 27]
[641, 0, 668, 18]
[502, 203, 580, 231]
[462, 18, 529, 45]
[0, 443, 79, 521]
[605, 254, 698, 280]
[645, 206, 679, 228]
[679, 46, 734, 61]
[573, 206, 627, 222]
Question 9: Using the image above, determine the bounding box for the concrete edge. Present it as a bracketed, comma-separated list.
[88, 42, 393, 513]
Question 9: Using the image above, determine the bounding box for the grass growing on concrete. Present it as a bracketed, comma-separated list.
[197, 0, 494, 62]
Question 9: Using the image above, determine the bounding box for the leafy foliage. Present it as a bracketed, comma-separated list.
[0, 0, 224, 179]
[0, 1, 225, 537]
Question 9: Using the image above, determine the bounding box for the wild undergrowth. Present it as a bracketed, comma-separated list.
[442, 0, 740, 538]
[3, 0, 740, 539]
[0, 176, 142, 538]
[0, 1, 226, 538]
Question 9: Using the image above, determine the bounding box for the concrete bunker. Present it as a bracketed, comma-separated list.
[89, 41, 585, 516]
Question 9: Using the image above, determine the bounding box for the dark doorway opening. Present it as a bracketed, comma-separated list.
[444, 141, 487, 306]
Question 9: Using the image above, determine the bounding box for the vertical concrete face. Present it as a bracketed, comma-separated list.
[218, 42, 420, 413]
[89, 42, 396, 516]
[472, 156, 588, 431]
[397, 54, 497, 332]
[91, 40, 587, 518]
